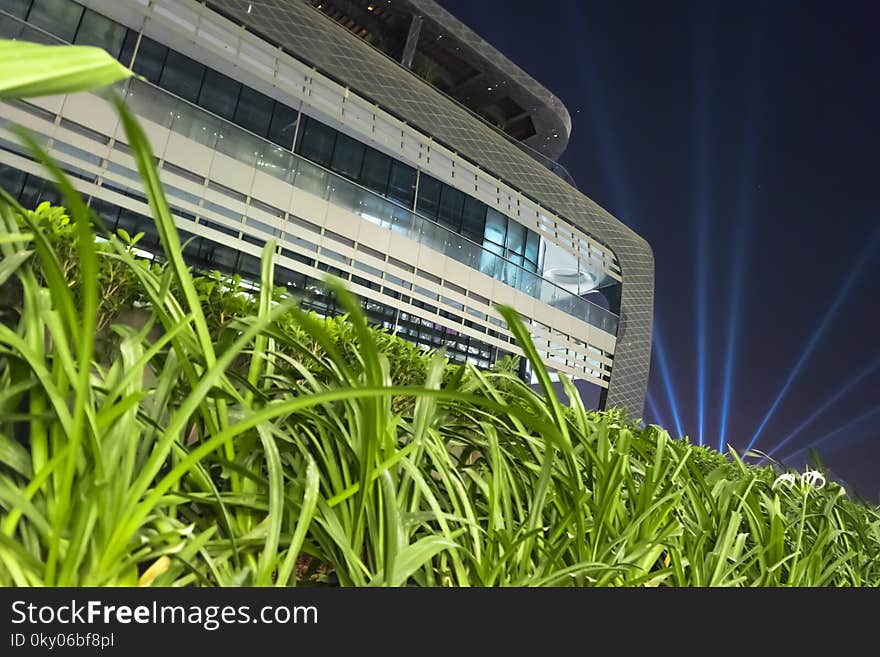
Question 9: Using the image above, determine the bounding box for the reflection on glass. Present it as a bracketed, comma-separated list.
[293, 160, 329, 199]
[126, 81, 175, 128]
[258, 144, 294, 181]
[171, 105, 220, 148]
[125, 76, 617, 334]
[216, 124, 262, 167]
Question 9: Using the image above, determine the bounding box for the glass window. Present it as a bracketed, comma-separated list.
[116, 209, 159, 248]
[0, 163, 27, 199]
[74, 8, 126, 58]
[267, 102, 298, 149]
[171, 104, 220, 148]
[480, 239, 503, 277]
[89, 197, 121, 234]
[132, 36, 168, 85]
[329, 132, 365, 180]
[197, 68, 241, 120]
[3, 0, 31, 19]
[19, 174, 57, 210]
[0, 13, 25, 39]
[359, 148, 391, 196]
[484, 208, 507, 246]
[118, 28, 137, 67]
[437, 185, 464, 232]
[502, 253, 524, 288]
[234, 88, 274, 137]
[505, 219, 526, 256]
[415, 174, 442, 219]
[461, 196, 486, 243]
[295, 116, 336, 167]
[387, 161, 416, 208]
[525, 229, 541, 266]
[160, 50, 205, 104]
[27, 0, 83, 42]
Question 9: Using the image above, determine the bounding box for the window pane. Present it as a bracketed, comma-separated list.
[295, 116, 336, 167]
[132, 36, 168, 85]
[89, 197, 121, 234]
[461, 196, 486, 243]
[329, 132, 365, 180]
[387, 160, 416, 207]
[484, 208, 506, 246]
[415, 174, 441, 219]
[234, 88, 274, 137]
[27, 0, 83, 42]
[525, 229, 540, 265]
[118, 28, 137, 67]
[437, 185, 464, 232]
[267, 102, 298, 149]
[74, 8, 125, 58]
[505, 219, 526, 256]
[3, 0, 31, 19]
[20, 174, 59, 210]
[160, 50, 205, 104]
[0, 12, 26, 39]
[197, 68, 240, 120]
[0, 163, 27, 199]
[360, 148, 391, 196]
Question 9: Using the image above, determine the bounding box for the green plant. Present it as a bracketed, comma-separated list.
[1, 39, 878, 588]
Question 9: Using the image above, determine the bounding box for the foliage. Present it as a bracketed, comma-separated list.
[0, 39, 132, 99]
[0, 40, 878, 587]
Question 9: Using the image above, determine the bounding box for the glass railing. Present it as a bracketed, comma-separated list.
[125, 75, 616, 333]
[0, 9, 618, 335]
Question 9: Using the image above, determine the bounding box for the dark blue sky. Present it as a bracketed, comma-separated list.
[441, 0, 880, 500]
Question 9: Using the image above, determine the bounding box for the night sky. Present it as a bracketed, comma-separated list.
[440, 0, 880, 501]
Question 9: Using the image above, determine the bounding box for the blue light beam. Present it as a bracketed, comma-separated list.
[652, 326, 685, 438]
[646, 391, 668, 429]
[763, 356, 880, 461]
[691, 1, 718, 447]
[781, 405, 880, 466]
[719, 5, 768, 455]
[564, 4, 686, 439]
[745, 223, 880, 454]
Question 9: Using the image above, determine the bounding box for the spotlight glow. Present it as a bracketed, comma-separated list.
[718, 129, 758, 454]
[764, 356, 880, 461]
[745, 224, 880, 453]
[692, 3, 716, 447]
[646, 391, 667, 429]
[652, 326, 685, 438]
[782, 405, 880, 466]
[719, 10, 768, 455]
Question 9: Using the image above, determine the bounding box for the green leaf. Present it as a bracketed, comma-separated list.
[0, 40, 133, 99]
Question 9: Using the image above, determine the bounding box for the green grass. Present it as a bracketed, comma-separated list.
[0, 39, 878, 587]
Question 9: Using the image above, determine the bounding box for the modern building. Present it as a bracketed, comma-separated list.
[0, 0, 654, 416]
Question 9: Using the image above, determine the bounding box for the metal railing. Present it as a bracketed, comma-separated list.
[0, 9, 619, 335]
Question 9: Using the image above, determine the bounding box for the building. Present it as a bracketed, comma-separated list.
[0, 0, 654, 416]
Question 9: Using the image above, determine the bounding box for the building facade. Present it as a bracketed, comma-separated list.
[0, 0, 654, 416]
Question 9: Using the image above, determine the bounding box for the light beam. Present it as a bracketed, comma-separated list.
[744, 223, 880, 453]
[763, 356, 880, 461]
[781, 405, 880, 466]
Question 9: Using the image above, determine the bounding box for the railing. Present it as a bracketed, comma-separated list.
[122, 78, 618, 334]
[214, 0, 579, 188]
[0, 9, 619, 335]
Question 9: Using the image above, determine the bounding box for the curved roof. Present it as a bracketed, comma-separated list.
[402, 0, 573, 161]
[286, 0, 573, 162]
